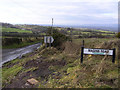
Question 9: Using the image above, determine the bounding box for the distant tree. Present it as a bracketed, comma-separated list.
[46, 27, 70, 48]
[67, 28, 71, 30]
[116, 32, 120, 38]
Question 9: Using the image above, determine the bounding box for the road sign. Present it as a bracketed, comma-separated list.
[44, 36, 47, 43]
[44, 36, 54, 43]
[83, 48, 113, 56]
[80, 47, 116, 63]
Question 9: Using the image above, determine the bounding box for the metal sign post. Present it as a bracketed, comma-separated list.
[44, 36, 47, 48]
[50, 18, 53, 47]
[44, 18, 54, 48]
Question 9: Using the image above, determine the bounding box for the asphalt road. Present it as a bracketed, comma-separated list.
[1, 43, 42, 66]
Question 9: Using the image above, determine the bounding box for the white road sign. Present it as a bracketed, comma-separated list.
[44, 36, 47, 43]
[44, 36, 54, 43]
[83, 48, 113, 56]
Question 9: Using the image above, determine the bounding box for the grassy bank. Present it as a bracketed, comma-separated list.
[2, 37, 43, 49]
[2, 38, 119, 88]
[3, 40, 42, 49]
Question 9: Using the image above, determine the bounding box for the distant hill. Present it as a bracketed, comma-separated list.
[53, 24, 118, 32]
[1, 23, 32, 33]
[1, 22, 49, 34]
[0, 22, 16, 28]
[15, 24, 49, 33]
[1, 22, 117, 38]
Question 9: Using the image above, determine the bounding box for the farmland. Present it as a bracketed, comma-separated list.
[2, 23, 43, 49]
[2, 27, 32, 33]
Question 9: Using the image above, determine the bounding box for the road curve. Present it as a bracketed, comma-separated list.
[1, 43, 42, 66]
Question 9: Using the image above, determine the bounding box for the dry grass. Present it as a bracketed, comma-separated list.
[62, 41, 80, 55]
[94, 55, 108, 77]
[2, 38, 119, 88]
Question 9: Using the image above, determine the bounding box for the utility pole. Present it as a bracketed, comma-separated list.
[49, 18, 53, 47]
[70, 29, 72, 42]
[51, 18, 53, 35]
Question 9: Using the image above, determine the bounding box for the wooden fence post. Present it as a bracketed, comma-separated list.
[81, 46, 84, 63]
[112, 48, 116, 63]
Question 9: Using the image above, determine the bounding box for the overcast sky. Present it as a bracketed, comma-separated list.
[0, 0, 118, 25]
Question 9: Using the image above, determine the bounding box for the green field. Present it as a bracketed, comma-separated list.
[2, 27, 32, 33]
[56, 27, 116, 38]
[2, 37, 43, 49]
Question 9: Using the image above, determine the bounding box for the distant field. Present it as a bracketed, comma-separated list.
[2, 27, 32, 33]
[72, 38, 117, 47]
